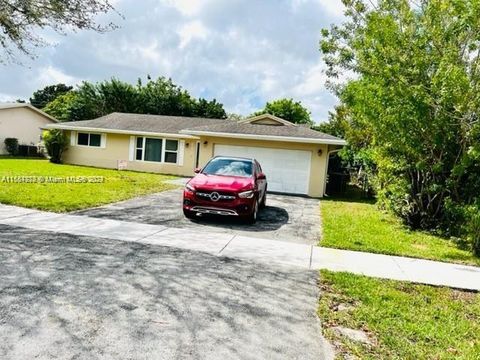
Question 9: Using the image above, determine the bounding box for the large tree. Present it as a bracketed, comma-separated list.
[137, 77, 197, 117]
[30, 83, 72, 109]
[43, 91, 78, 121]
[69, 78, 139, 120]
[320, 0, 480, 249]
[254, 98, 313, 125]
[316, 105, 376, 195]
[44, 76, 227, 121]
[0, 0, 117, 62]
[193, 98, 227, 119]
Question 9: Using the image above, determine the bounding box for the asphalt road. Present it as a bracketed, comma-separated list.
[0, 224, 331, 360]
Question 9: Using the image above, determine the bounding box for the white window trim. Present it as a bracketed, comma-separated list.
[134, 136, 181, 165]
[76, 132, 105, 148]
[129, 136, 135, 161]
[178, 140, 185, 166]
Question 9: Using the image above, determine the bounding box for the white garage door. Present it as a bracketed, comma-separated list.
[214, 144, 311, 194]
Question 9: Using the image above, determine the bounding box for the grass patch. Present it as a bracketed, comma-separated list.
[320, 199, 480, 266]
[318, 270, 480, 359]
[0, 158, 176, 212]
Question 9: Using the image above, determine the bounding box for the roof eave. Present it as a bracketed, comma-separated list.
[180, 129, 347, 145]
[28, 105, 59, 123]
[45, 123, 200, 140]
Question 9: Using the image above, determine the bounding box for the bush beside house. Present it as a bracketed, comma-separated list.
[4, 138, 19, 155]
[43, 130, 68, 163]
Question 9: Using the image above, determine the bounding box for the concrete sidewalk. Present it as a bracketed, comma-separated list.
[0, 204, 479, 291]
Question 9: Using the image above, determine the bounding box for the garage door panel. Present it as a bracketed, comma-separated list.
[214, 144, 311, 194]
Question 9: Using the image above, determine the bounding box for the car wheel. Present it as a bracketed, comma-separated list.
[183, 209, 195, 220]
[246, 199, 258, 224]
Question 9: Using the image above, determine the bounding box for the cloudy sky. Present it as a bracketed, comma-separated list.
[0, 0, 344, 123]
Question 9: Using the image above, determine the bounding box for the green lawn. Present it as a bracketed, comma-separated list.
[0, 158, 176, 212]
[320, 199, 480, 266]
[318, 270, 480, 360]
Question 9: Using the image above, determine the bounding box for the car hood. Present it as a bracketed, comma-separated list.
[188, 173, 254, 192]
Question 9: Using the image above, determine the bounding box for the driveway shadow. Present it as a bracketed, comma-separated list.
[75, 190, 320, 245]
[186, 205, 289, 232]
[0, 225, 329, 359]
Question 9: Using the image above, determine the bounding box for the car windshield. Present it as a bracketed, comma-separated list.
[202, 158, 253, 177]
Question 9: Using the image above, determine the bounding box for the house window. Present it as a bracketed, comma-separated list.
[165, 140, 178, 163]
[135, 137, 178, 164]
[77, 132, 101, 147]
[135, 137, 144, 160]
[145, 138, 163, 162]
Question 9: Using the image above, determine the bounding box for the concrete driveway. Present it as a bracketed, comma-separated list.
[0, 224, 331, 360]
[75, 189, 321, 245]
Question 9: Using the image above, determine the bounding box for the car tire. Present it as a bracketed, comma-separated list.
[259, 191, 266, 209]
[183, 209, 195, 220]
[246, 199, 259, 224]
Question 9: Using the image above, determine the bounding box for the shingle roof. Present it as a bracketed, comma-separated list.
[48, 112, 346, 144]
[50, 112, 224, 134]
[183, 121, 342, 141]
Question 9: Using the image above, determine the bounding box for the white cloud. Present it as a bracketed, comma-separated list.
[0, 93, 16, 102]
[293, 62, 328, 96]
[317, 0, 345, 18]
[137, 42, 162, 63]
[178, 20, 209, 49]
[164, 0, 211, 16]
[37, 66, 79, 87]
[0, 0, 342, 120]
[291, 0, 344, 17]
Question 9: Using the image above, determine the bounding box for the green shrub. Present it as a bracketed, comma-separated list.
[42, 130, 68, 163]
[467, 211, 480, 257]
[4, 138, 19, 155]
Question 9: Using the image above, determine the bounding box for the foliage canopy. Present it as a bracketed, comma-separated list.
[320, 0, 480, 253]
[30, 83, 73, 109]
[0, 0, 118, 62]
[254, 98, 313, 125]
[0, 0, 116, 63]
[42, 76, 227, 121]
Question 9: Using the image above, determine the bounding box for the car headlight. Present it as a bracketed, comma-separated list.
[238, 190, 254, 198]
[185, 183, 195, 192]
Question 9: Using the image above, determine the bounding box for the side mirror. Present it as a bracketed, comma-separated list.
[256, 173, 266, 180]
[194, 168, 201, 174]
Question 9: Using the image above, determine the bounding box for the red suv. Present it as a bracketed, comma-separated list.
[183, 156, 267, 223]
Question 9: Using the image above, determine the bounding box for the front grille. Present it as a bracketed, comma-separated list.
[196, 191, 236, 202]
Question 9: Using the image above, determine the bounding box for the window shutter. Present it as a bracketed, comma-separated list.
[70, 131, 76, 146]
[100, 134, 107, 148]
[129, 136, 135, 161]
[178, 140, 185, 166]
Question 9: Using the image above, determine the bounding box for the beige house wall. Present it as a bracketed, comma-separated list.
[62, 132, 198, 177]
[62, 131, 330, 197]
[0, 107, 55, 154]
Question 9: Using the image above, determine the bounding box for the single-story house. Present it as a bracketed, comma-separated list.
[0, 103, 58, 154]
[46, 113, 346, 197]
